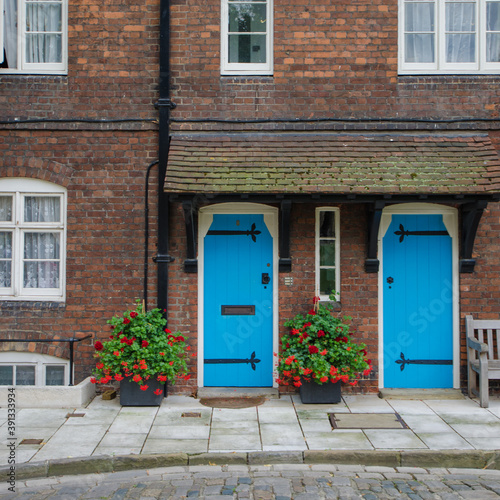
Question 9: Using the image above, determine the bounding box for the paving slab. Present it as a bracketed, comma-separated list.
[209, 428, 262, 451]
[307, 430, 374, 450]
[342, 395, 395, 413]
[363, 429, 427, 449]
[148, 424, 210, 440]
[259, 423, 307, 451]
[142, 438, 208, 454]
[416, 432, 474, 450]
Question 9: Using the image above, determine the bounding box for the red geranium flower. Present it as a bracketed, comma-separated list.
[142, 340, 149, 348]
[130, 312, 138, 318]
[140, 385, 149, 391]
[123, 318, 131, 324]
[308, 345, 319, 354]
[94, 341, 103, 351]
[154, 389, 163, 395]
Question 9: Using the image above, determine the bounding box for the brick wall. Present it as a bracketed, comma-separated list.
[170, 0, 500, 123]
[0, 129, 158, 383]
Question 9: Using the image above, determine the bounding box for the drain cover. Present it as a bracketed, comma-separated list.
[20, 439, 43, 445]
[329, 413, 408, 430]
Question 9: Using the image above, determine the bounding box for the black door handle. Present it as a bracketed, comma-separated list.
[262, 273, 270, 285]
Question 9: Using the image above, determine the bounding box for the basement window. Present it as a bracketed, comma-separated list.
[0, 352, 69, 386]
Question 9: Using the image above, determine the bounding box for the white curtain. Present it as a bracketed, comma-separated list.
[24, 196, 60, 222]
[24, 232, 60, 288]
[0, 197, 12, 287]
[23, 197, 61, 289]
[405, 1, 435, 63]
[25, 0, 62, 64]
[3, 0, 17, 68]
[0, 232, 12, 288]
[445, 1, 476, 63]
[487, 1, 500, 62]
[0, 196, 12, 222]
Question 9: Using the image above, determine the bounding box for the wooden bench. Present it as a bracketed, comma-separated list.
[466, 315, 500, 408]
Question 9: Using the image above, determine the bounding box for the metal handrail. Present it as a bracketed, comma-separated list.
[0, 335, 93, 385]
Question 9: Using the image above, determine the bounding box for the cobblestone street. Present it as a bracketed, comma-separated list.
[3, 464, 500, 499]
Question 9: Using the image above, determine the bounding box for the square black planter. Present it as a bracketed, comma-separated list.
[120, 378, 167, 406]
[299, 379, 342, 404]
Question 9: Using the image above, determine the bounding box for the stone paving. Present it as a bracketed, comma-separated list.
[2, 394, 500, 466]
[3, 464, 500, 499]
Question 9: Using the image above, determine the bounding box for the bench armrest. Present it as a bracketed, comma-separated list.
[467, 336, 489, 353]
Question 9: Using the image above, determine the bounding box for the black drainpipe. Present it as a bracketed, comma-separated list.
[154, 0, 176, 312]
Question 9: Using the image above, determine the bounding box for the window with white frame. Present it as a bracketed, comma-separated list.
[0, 352, 69, 386]
[0, 0, 68, 74]
[0, 178, 66, 301]
[221, 0, 273, 75]
[399, 0, 500, 74]
[315, 208, 340, 301]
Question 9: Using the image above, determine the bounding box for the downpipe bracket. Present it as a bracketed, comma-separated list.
[155, 98, 177, 110]
[153, 254, 176, 264]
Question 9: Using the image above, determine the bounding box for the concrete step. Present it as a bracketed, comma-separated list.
[379, 388, 465, 400]
[197, 387, 280, 399]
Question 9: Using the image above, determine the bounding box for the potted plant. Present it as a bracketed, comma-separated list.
[276, 293, 372, 404]
[91, 300, 190, 406]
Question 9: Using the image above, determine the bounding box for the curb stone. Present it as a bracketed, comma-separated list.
[3, 449, 500, 481]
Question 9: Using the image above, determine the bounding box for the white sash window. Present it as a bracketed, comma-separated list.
[221, 0, 273, 75]
[0, 179, 66, 301]
[400, 0, 500, 73]
[1, 0, 67, 74]
[315, 208, 340, 301]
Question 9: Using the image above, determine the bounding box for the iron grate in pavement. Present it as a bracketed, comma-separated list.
[20, 439, 43, 445]
[329, 412, 408, 430]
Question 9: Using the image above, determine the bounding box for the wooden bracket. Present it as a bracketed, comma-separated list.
[183, 199, 198, 273]
[460, 200, 488, 273]
[365, 201, 385, 273]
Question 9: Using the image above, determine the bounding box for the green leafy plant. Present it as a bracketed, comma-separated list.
[91, 300, 190, 394]
[277, 293, 372, 388]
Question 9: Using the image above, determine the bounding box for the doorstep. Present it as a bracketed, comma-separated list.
[197, 387, 280, 399]
[379, 388, 465, 400]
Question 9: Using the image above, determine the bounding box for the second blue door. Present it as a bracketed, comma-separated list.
[383, 214, 453, 388]
[203, 213, 273, 387]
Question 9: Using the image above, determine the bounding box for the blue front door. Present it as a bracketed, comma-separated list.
[383, 214, 453, 388]
[203, 213, 273, 387]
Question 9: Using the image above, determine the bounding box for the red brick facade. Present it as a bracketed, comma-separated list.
[1, 0, 499, 393]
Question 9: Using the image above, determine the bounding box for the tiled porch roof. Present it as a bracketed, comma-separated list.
[165, 134, 500, 195]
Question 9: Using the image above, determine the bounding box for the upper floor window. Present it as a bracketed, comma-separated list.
[315, 208, 340, 301]
[0, 178, 66, 301]
[221, 0, 273, 75]
[399, 0, 500, 74]
[1, 0, 68, 74]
